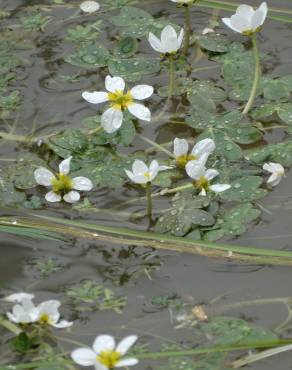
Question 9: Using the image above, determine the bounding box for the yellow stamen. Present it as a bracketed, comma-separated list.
[96, 350, 121, 369]
[51, 173, 73, 195]
[194, 176, 209, 191]
[176, 154, 197, 168]
[144, 171, 151, 180]
[107, 90, 133, 110]
[39, 313, 51, 325]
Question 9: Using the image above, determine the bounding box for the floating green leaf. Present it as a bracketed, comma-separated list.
[108, 57, 160, 82]
[65, 43, 110, 68]
[155, 193, 215, 236]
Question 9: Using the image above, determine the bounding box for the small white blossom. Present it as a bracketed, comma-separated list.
[148, 25, 184, 54]
[263, 162, 285, 187]
[222, 2, 268, 35]
[71, 334, 138, 370]
[186, 160, 230, 196]
[34, 157, 93, 203]
[80, 1, 100, 13]
[173, 137, 215, 168]
[6, 295, 72, 328]
[4, 292, 35, 303]
[125, 160, 171, 184]
[82, 75, 153, 134]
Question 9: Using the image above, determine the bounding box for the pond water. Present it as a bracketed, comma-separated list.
[0, 0, 292, 369]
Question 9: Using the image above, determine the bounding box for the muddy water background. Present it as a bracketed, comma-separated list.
[0, 0, 292, 368]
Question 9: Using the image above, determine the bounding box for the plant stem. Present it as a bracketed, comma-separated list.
[0, 132, 37, 143]
[183, 5, 191, 55]
[137, 133, 175, 158]
[153, 54, 176, 121]
[145, 182, 153, 227]
[168, 54, 175, 100]
[243, 34, 261, 115]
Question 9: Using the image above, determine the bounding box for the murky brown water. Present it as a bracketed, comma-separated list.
[0, 0, 292, 368]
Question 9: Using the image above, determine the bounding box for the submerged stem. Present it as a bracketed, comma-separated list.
[183, 5, 191, 55]
[243, 34, 261, 115]
[146, 182, 153, 227]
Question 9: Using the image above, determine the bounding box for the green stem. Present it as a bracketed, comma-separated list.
[153, 54, 176, 122]
[137, 133, 174, 158]
[242, 34, 261, 115]
[146, 182, 153, 227]
[168, 54, 175, 100]
[136, 340, 292, 360]
[183, 5, 191, 55]
[0, 132, 37, 143]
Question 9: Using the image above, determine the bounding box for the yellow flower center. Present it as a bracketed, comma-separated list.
[144, 171, 151, 180]
[96, 350, 121, 369]
[39, 313, 51, 325]
[242, 27, 261, 36]
[107, 90, 133, 110]
[51, 173, 73, 195]
[176, 154, 197, 168]
[194, 176, 209, 191]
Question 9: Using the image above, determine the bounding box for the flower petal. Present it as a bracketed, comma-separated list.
[222, 18, 241, 33]
[72, 177, 93, 191]
[105, 75, 125, 93]
[4, 293, 35, 303]
[149, 160, 160, 181]
[59, 157, 72, 175]
[210, 184, 231, 193]
[130, 85, 154, 100]
[132, 159, 149, 174]
[82, 91, 109, 104]
[204, 169, 219, 181]
[116, 335, 138, 355]
[34, 167, 55, 186]
[101, 107, 123, 133]
[263, 162, 284, 174]
[128, 103, 151, 121]
[173, 138, 189, 157]
[63, 190, 80, 203]
[52, 320, 73, 328]
[148, 32, 163, 53]
[45, 191, 62, 203]
[93, 335, 115, 353]
[236, 4, 254, 20]
[116, 358, 139, 367]
[71, 348, 97, 366]
[177, 28, 184, 48]
[191, 138, 215, 158]
[267, 173, 282, 187]
[185, 160, 206, 180]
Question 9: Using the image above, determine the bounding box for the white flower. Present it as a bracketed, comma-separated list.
[80, 1, 100, 13]
[4, 292, 35, 303]
[71, 334, 138, 370]
[173, 138, 215, 168]
[34, 157, 93, 203]
[263, 162, 285, 187]
[186, 160, 230, 196]
[82, 76, 153, 134]
[6, 296, 73, 328]
[222, 2, 268, 35]
[148, 25, 184, 54]
[125, 160, 171, 184]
